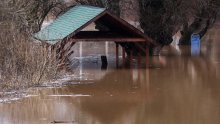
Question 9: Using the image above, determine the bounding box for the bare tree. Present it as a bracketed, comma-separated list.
[139, 0, 219, 54]
[179, 0, 220, 44]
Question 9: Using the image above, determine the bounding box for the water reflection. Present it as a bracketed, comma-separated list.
[1, 51, 220, 124]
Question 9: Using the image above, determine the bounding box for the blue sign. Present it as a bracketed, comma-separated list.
[191, 34, 201, 55]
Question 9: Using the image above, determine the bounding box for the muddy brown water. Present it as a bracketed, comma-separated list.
[0, 22, 220, 124]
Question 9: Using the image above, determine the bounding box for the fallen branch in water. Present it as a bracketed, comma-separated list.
[51, 121, 76, 124]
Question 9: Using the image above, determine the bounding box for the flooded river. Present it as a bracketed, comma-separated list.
[1, 21, 220, 124]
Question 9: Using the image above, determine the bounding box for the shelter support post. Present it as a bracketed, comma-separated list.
[146, 45, 149, 68]
[130, 48, 133, 67]
[137, 52, 141, 68]
[122, 46, 126, 66]
[116, 43, 119, 68]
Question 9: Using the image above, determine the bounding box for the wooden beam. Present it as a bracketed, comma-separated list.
[74, 31, 147, 43]
[73, 38, 146, 42]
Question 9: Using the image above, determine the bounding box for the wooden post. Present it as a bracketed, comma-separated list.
[146, 45, 149, 68]
[130, 48, 133, 67]
[101, 56, 108, 70]
[137, 53, 141, 68]
[116, 43, 119, 68]
[122, 46, 126, 66]
[145, 68, 150, 100]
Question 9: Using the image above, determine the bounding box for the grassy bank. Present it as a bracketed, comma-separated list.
[0, 30, 59, 93]
[0, 1, 67, 97]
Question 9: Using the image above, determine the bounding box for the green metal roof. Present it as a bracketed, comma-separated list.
[33, 5, 105, 44]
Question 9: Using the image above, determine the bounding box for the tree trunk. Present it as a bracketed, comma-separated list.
[179, 18, 212, 45]
[119, 0, 141, 29]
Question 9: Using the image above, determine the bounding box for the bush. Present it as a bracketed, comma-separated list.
[0, 29, 58, 92]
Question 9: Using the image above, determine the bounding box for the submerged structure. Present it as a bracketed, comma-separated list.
[34, 5, 153, 67]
